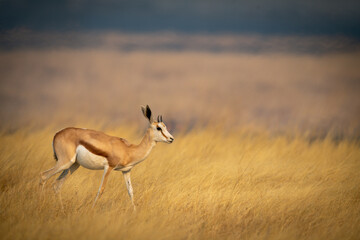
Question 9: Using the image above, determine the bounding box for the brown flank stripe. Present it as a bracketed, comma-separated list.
[79, 140, 109, 158]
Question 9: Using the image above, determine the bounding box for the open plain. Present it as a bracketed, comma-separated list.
[0, 33, 360, 239]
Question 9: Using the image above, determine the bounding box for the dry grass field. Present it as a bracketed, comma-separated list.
[0, 125, 359, 240]
[1, 33, 360, 239]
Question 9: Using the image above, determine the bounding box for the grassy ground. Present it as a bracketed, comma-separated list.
[1, 36, 359, 239]
[0, 125, 359, 240]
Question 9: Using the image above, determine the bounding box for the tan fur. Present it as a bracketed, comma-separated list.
[39, 106, 174, 210]
[53, 127, 152, 168]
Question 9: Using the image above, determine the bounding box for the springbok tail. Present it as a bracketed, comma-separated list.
[52, 137, 58, 161]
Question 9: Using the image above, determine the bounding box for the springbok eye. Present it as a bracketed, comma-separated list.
[156, 127, 161, 131]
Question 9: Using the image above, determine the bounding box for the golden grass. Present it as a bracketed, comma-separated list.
[0, 125, 359, 239]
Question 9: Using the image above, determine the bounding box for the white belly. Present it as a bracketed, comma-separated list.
[76, 145, 108, 170]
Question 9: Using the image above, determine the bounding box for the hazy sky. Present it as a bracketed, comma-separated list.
[1, 0, 360, 37]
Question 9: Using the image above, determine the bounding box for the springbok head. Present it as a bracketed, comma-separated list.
[141, 105, 174, 144]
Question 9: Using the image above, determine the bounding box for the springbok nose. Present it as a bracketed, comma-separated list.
[169, 137, 174, 142]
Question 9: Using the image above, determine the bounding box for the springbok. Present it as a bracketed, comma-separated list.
[39, 105, 174, 210]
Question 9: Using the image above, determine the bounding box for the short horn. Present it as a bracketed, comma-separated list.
[160, 115, 163, 122]
[157, 115, 160, 122]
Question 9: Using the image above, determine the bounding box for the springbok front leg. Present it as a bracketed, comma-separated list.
[123, 171, 136, 210]
[93, 165, 113, 208]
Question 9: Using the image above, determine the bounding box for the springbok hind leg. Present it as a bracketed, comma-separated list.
[53, 163, 80, 211]
[39, 167, 55, 191]
[39, 155, 76, 192]
[53, 163, 80, 193]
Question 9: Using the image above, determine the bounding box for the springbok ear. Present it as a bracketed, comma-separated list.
[141, 105, 153, 123]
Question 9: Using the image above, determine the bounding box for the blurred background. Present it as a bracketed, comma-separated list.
[0, 0, 359, 136]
